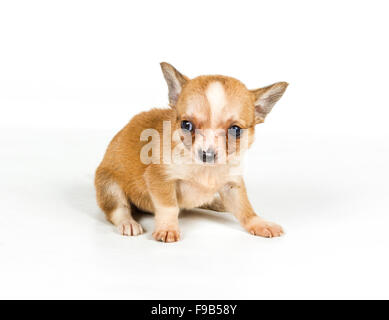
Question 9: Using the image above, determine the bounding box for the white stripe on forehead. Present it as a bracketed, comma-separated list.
[206, 81, 227, 126]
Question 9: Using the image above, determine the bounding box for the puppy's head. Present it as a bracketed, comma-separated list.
[160, 62, 288, 165]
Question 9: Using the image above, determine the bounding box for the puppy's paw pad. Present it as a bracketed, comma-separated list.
[118, 221, 143, 236]
[153, 229, 180, 243]
[246, 218, 284, 238]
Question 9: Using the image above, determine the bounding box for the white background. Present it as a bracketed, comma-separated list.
[0, 0, 388, 299]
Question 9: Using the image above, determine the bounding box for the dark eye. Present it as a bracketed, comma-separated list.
[229, 125, 242, 138]
[181, 120, 194, 132]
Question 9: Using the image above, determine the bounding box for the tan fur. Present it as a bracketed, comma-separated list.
[95, 62, 288, 242]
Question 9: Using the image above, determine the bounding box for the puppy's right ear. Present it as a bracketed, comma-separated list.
[160, 62, 189, 107]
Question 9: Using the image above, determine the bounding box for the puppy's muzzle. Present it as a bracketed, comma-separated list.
[198, 148, 217, 163]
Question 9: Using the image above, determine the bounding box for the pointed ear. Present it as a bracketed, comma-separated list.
[160, 62, 189, 107]
[251, 82, 288, 124]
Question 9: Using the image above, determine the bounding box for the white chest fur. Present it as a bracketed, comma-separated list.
[176, 179, 219, 208]
[168, 164, 241, 209]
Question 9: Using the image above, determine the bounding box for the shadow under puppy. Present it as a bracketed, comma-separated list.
[95, 63, 288, 242]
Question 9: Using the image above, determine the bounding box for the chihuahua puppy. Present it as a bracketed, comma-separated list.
[95, 62, 288, 242]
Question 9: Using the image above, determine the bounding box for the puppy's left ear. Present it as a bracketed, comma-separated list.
[160, 62, 189, 107]
[251, 82, 288, 124]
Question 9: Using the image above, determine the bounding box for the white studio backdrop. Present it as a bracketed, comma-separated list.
[1, 1, 389, 299]
[0, 0, 388, 137]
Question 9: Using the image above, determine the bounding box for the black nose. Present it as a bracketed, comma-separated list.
[198, 148, 216, 163]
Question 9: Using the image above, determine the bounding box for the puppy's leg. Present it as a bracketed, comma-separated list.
[95, 169, 143, 236]
[144, 166, 180, 242]
[219, 178, 284, 238]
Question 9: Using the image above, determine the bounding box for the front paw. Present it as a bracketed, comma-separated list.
[153, 227, 180, 243]
[117, 220, 144, 236]
[245, 217, 284, 238]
